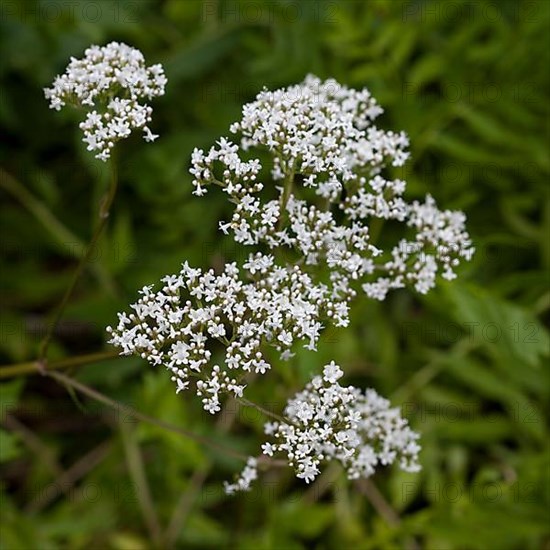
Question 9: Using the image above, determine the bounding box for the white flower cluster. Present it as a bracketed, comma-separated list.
[226, 363, 420, 492]
[191, 75, 473, 300]
[44, 42, 166, 161]
[107, 255, 349, 414]
[105, 75, 477, 492]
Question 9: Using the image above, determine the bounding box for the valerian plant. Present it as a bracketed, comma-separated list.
[42, 43, 474, 495]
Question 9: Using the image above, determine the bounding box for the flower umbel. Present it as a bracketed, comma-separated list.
[225, 363, 420, 492]
[107, 256, 346, 413]
[191, 75, 474, 299]
[44, 41, 166, 161]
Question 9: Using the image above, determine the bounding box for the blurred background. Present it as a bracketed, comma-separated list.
[0, 0, 549, 548]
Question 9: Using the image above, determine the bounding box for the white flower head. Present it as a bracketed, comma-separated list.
[190, 75, 474, 301]
[107, 255, 343, 412]
[44, 41, 166, 161]
[232, 364, 420, 490]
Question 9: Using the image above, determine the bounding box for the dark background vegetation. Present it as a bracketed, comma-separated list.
[0, 0, 549, 548]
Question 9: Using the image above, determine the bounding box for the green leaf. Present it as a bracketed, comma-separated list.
[440, 356, 546, 441]
[407, 55, 443, 89]
[0, 429, 22, 462]
[443, 284, 550, 369]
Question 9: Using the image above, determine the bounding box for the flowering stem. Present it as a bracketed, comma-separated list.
[164, 397, 240, 547]
[0, 168, 86, 256]
[26, 440, 112, 514]
[3, 414, 63, 477]
[164, 467, 210, 548]
[356, 479, 420, 549]
[38, 157, 119, 363]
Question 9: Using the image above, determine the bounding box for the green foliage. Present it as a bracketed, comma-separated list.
[1, 0, 549, 548]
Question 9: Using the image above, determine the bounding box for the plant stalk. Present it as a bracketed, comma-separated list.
[38, 158, 119, 362]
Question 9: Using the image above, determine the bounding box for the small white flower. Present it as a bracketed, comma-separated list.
[277, 330, 293, 347]
[261, 442, 275, 456]
[108, 256, 341, 413]
[173, 378, 189, 394]
[323, 361, 343, 383]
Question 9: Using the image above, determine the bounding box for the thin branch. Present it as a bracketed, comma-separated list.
[303, 462, 341, 504]
[38, 157, 119, 362]
[0, 350, 121, 379]
[237, 396, 290, 425]
[356, 478, 400, 527]
[2, 414, 62, 477]
[357, 478, 420, 550]
[46, 370, 248, 461]
[164, 467, 210, 548]
[0, 167, 86, 256]
[163, 397, 241, 548]
[277, 164, 295, 231]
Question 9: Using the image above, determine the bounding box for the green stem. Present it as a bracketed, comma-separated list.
[38, 158, 119, 362]
[356, 478, 401, 527]
[164, 467, 210, 549]
[26, 441, 112, 514]
[369, 217, 385, 245]
[163, 398, 239, 548]
[0, 350, 121, 379]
